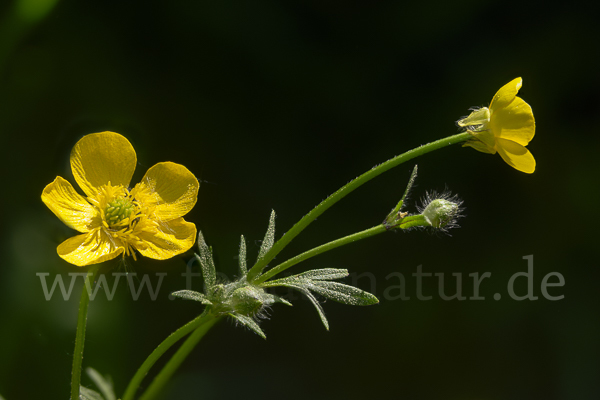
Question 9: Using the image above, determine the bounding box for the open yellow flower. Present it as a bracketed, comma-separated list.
[458, 77, 536, 173]
[42, 132, 199, 266]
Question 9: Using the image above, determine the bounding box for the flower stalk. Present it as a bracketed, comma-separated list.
[122, 311, 219, 400]
[137, 316, 222, 400]
[71, 263, 101, 400]
[255, 224, 387, 284]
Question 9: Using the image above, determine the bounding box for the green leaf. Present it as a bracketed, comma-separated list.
[399, 164, 418, 210]
[79, 386, 104, 400]
[385, 165, 418, 226]
[259, 268, 376, 328]
[85, 368, 116, 400]
[171, 290, 212, 305]
[269, 293, 293, 307]
[239, 235, 247, 275]
[292, 268, 349, 281]
[196, 231, 216, 288]
[257, 210, 276, 262]
[279, 284, 329, 330]
[307, 281, 379, 306]
[229, 313, 266, 339]
[262, 268, 348, 287]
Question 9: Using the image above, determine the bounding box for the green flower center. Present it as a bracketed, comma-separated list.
[105, 197, 135, 227]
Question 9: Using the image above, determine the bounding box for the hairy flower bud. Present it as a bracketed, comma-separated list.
[418, 192, 463, 231]
[422, 199, 458, 228]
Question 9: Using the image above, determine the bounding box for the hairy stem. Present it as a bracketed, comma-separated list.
[71, 263, 101, 400]
[257, 225, 387, 284]
[246, 132, 471, 282]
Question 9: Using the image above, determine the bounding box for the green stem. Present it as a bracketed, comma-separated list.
[246, 132, 471, 282]
[122, 312, 217, 400]
[257, 214, 432, 284]
[138, 316, 222, 400]
[397, 215, 429, 229]
[257, 224, 387, 284]
[71, 263, 101, 400]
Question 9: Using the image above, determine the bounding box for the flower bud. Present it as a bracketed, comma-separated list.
[457, 107, 490, 132]
[422, 198, 460, 229]
[230, 286, 265, 316]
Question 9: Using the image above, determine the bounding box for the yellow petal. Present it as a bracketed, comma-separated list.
[490, 96, 535, 146]
[463, 139, 496, 154]
[496, 138, 536, 173]
[135, 162, 199, 221]
[42, 176, 98, 233]
[490, 77, 522, 111]
[135, 218, 196, 260]
[57, 228, 124, 266]
[71, 132, 137, 197]
[463, 130, 496, 154]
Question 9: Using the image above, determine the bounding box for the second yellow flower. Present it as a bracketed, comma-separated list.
[459, 77, 536, 173]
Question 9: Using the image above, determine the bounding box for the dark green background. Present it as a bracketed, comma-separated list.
[1, 0, 598, 399]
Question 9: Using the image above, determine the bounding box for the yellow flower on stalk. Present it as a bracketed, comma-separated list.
[42, 132, 199, 266]
[458, 77, 536, 173]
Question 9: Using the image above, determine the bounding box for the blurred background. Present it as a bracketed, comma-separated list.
[1, 0, 599, 399]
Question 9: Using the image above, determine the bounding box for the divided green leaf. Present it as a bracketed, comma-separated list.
[257, 210, 276, 262]
[270, 293, 293, 307]
[171, 290, 213, 305]
[400, 164, 418, 210]
[229, 313, 266, 339]
[386, 164, 419, 224]
[264, 268, 349, 286]
[239, 235, 247, 275]
[196, 231, 216, 288]
[261, 267, 377, 329]
[281, 284, 329, 330]
[306, 281, 379, 306]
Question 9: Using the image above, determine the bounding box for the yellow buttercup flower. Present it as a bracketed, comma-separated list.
[42, 132, 199, 266]
[458, 77, 536, 173]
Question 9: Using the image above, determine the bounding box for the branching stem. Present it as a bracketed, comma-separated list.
[137, 316, 222, 400]
[122, 312, 218, 400]
[247, 132, 471, 282]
